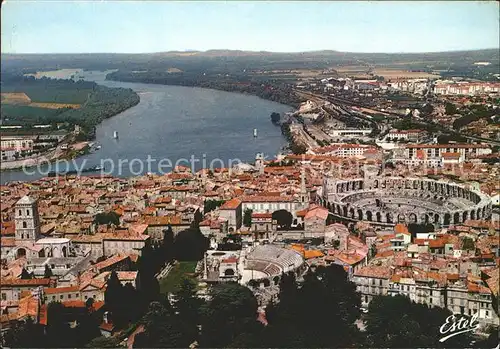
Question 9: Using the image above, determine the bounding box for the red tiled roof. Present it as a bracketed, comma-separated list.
[94, 254, 129, 272]
[100, 321, 115, 331]
[1, 237, 16, 247]
[252, 213, 273, 218]
[394, 224, 410, 235]
[222, 257, 238, 263]
[441, 152, 461, 159]
[429, 239, 446, 248]
[305, 207, 329, 220]
[1, 278, 51, 287]
[353, 265, 392, 278]
[62, 300, 87, 308]
[296, 209, 308, 217]
[44, 286, 79, 294]
[219, 198, 242, 210]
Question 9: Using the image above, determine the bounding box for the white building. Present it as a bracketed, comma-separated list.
[328, 129, 372, 138]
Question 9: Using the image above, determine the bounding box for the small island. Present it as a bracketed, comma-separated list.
[0, 74, 140, 170]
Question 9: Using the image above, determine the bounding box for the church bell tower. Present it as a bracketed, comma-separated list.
[15, 196, 41, 243]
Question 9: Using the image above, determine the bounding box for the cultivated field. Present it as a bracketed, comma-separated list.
[1, 105, 65, 121]
[29, 102, 81, 109]
[2, 93, 81, 109]
[1, 93, 32, 105]
[24, 68, 84, 79]
[333, 65, 441, 80]
[372, 69, 440, 79]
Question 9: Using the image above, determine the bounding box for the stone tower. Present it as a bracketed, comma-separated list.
[15, 195, 41, 242]
[299, 166, 308, 207]
[255, 153, 265, 175]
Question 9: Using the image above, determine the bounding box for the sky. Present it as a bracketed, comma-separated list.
[1, 1, 499, 54]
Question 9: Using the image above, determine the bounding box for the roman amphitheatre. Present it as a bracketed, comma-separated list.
[320, 166, 492, 227]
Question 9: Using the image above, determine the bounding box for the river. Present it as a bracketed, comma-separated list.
[1, 70, 292, 183]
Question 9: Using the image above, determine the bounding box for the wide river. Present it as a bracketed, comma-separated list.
[1, 70, 292, 183]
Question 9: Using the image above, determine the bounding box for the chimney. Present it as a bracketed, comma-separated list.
[103, 311, 109, 324]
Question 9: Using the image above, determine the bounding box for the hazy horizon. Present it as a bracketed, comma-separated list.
[2, 1, 499, 54]
[2, 47, 500, 56]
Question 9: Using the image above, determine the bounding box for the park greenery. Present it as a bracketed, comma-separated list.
[365, 295, 474, 348]
[452, 104, 500, 130]
[445, 102, 458, 115]
[243, 208, 253, 227]
[203, 199, 225, 214]
[159, 261, 198, 294]
[272, 209, 293, 230]
[93, 211, 121, 226]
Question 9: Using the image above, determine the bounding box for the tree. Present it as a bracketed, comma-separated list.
[200, 282, 262, 348]
[421, 103, 434, 115]
[20, 268, 33, 279]
[407, 223, 435, 238]
[93, 211, 120, 226]
[104, 270, 127, 327]
[365, 295, 472, 348]
[461, 236, 475, 251]
[173, 277, 204, 344]
[134, 301, 188, 348]
[445, 102, 457, 115]
[272, 209, 293, 230]
[122, 282, 142, 323]
[192, 209, 203, 228]
[161, 225, 175, 264]
[75, 305, 101, 347]
[474, 325, 499, 348]
[290, 143, 307, 155]
[203, 199, 225, 214]
[173, 227, 209, 261]
[1, 317, 47, 348]
[46, 302, 75, 347]
[243, 208, 253, 227]
[86, 336, 121, 348]
[136, 245, 161, 308]
[270, 112, 281, 124]
[44, 264, 53, 278]
[265, 264, 361, 348]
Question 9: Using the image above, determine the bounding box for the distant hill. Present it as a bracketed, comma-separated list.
[2, 48, 498, 76]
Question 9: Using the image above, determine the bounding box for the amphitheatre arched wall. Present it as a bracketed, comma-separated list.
[320, 177, 492, 227]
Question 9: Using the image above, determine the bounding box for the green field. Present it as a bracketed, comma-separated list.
[159, 261, 198, 294]
[1, 80, 94, 104]
[1, 104, 67, 123]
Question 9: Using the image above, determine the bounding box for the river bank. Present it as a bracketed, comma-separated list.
[1, 76, 293, 184]
[105, 70, 303, 108]
[0, 142, 93, 171]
